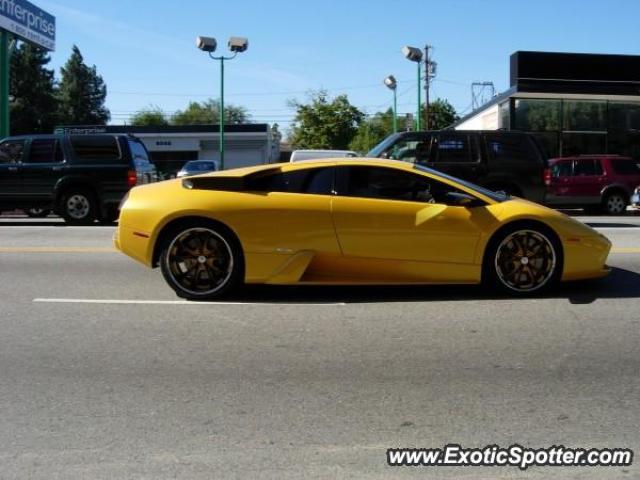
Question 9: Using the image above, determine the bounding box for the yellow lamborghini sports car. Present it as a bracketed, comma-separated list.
[115, 158, 611, 300]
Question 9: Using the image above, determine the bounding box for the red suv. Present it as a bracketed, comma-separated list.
[545, 155, 640, 215]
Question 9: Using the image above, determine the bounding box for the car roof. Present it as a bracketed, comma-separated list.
[200, 158, 417, 178]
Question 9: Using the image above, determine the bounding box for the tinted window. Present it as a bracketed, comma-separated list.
[70, 136, 121, 162]
[26, 139, 64, 163]
[573, 159, 603, 176]
[610, 158, 640, 175]
[341, 166, 472, 205]
[185, 161, 216, 172]
[551, 161, 572, 178]
[368, 133, 431, 164]
[485, 134, 537, 163]
[128, 140, 151, 166]
[0, 140, 25, 164]
[434, 134, 471, 163]
[246, 167, 334, 195]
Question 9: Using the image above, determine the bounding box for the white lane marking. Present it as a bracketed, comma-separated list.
[593, 227, 640, 231]
[33, 298, 346, 306]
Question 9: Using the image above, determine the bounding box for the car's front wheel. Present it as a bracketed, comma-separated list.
[159, 222, 243, 300]
[485, 225, 562, 295]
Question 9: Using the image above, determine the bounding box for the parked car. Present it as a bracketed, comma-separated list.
[290, 149, 358, 162]
[631, 185, 640, 209]
[545, 155, 640, 215]
[0, 133, 157, 224]
[176, 160, 220, 178]
[116, 158, 611, 300]
[367, 130, 548, 203]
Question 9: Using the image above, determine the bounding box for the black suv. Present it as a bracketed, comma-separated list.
[0, 134, 157, 224]
[367, 130, 548, 203]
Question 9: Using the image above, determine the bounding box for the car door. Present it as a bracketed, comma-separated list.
[232, 166, 342, 258]
[548, 159, 574, 202]
[0, 139, 27, 207]
[571, 158, 604, 201]
[330, 165, 492, 282]
[19, 137, 67, 202]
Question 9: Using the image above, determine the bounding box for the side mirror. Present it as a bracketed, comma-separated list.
[445, 191, 482, 207]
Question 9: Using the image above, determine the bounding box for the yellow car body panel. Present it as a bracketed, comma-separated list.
[115, 158, 611, 286]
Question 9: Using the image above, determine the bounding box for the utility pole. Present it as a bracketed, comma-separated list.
[424, 45, 437, 130]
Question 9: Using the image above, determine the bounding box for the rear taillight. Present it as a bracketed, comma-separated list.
[127, 169, 137, 188]
[543, 168, 551, 186]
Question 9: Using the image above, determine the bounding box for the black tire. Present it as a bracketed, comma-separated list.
[602, 191, 628, 216]
[25, 208, 51, 218]
[59, 188, 97, 225]
[483, 223, 563, 296]
[159, 220, 244, 300]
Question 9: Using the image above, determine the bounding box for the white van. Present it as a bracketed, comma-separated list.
[290, 149, 358, 162]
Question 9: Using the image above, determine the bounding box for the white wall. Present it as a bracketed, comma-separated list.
[455, 104, 500, 130]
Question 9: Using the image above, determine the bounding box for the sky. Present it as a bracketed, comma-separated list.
[33, 0, 640, 132]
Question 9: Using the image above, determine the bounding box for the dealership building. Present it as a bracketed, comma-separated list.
[455, 51, 640, 159]
[56, 124, 280, 175]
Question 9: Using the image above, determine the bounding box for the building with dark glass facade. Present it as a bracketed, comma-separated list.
[454, 51, 640, 160]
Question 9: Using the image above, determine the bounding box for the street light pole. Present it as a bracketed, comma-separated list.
[416, 60, 422, 131]
[197, 36, 248, 171]
[209, 51, 236, 171]
[402, 46, 424, 132]
[383, 75, 398, 134]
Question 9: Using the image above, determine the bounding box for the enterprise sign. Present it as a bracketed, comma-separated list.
[0, 0, 55, 51]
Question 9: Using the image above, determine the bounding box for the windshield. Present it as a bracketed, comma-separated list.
[414, 164, 509, 202]
[366, 133, 406, 158]
[185, 161, 217, 172]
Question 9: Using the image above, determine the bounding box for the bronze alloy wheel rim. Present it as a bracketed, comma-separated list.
[165, 228, 234, 296]
[495, 230, 556, 292]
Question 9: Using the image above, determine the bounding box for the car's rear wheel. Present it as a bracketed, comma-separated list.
[485, 225, 562, 295]
[60, 189, 97, 225]
[602, 191, 628, 215]
[159, 223, 243, 300]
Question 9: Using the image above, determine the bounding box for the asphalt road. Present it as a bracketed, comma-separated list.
[1, 214, 640, 479]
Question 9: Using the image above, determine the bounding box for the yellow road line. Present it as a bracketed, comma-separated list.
[0, 247, 117, 253]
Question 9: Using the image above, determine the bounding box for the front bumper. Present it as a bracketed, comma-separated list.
[561, 234, 612, 282]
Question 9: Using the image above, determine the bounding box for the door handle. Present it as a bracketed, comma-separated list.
[8, 166, 18, 172]
[52, 166, 63, 171]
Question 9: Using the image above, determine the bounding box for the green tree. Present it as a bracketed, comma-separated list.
[288, 90, 363, 149]
[9, 42, 58, 135]
[425, 98, 459, 130]
[57, 45, 110, 125]
[171, 99, 249, 125]
[130, 106, 169, 126]
[349, 108, 401, 154]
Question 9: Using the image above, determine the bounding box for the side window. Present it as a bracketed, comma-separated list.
[485, 134, 537, 163]
[574, 159, 601, 176]
[128, 139, 151, 166]
[551, 161, 572, 178]
[434, 134, 471, 163]
[0, 140, 25, 164]
[26, 139, 64, 163]
[246, 167, 334, 195]
[610, 158, 640, 175]
[70, 135, 121, 162]
[386, 134, 432, 164]
[340, 166, 472, 205]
